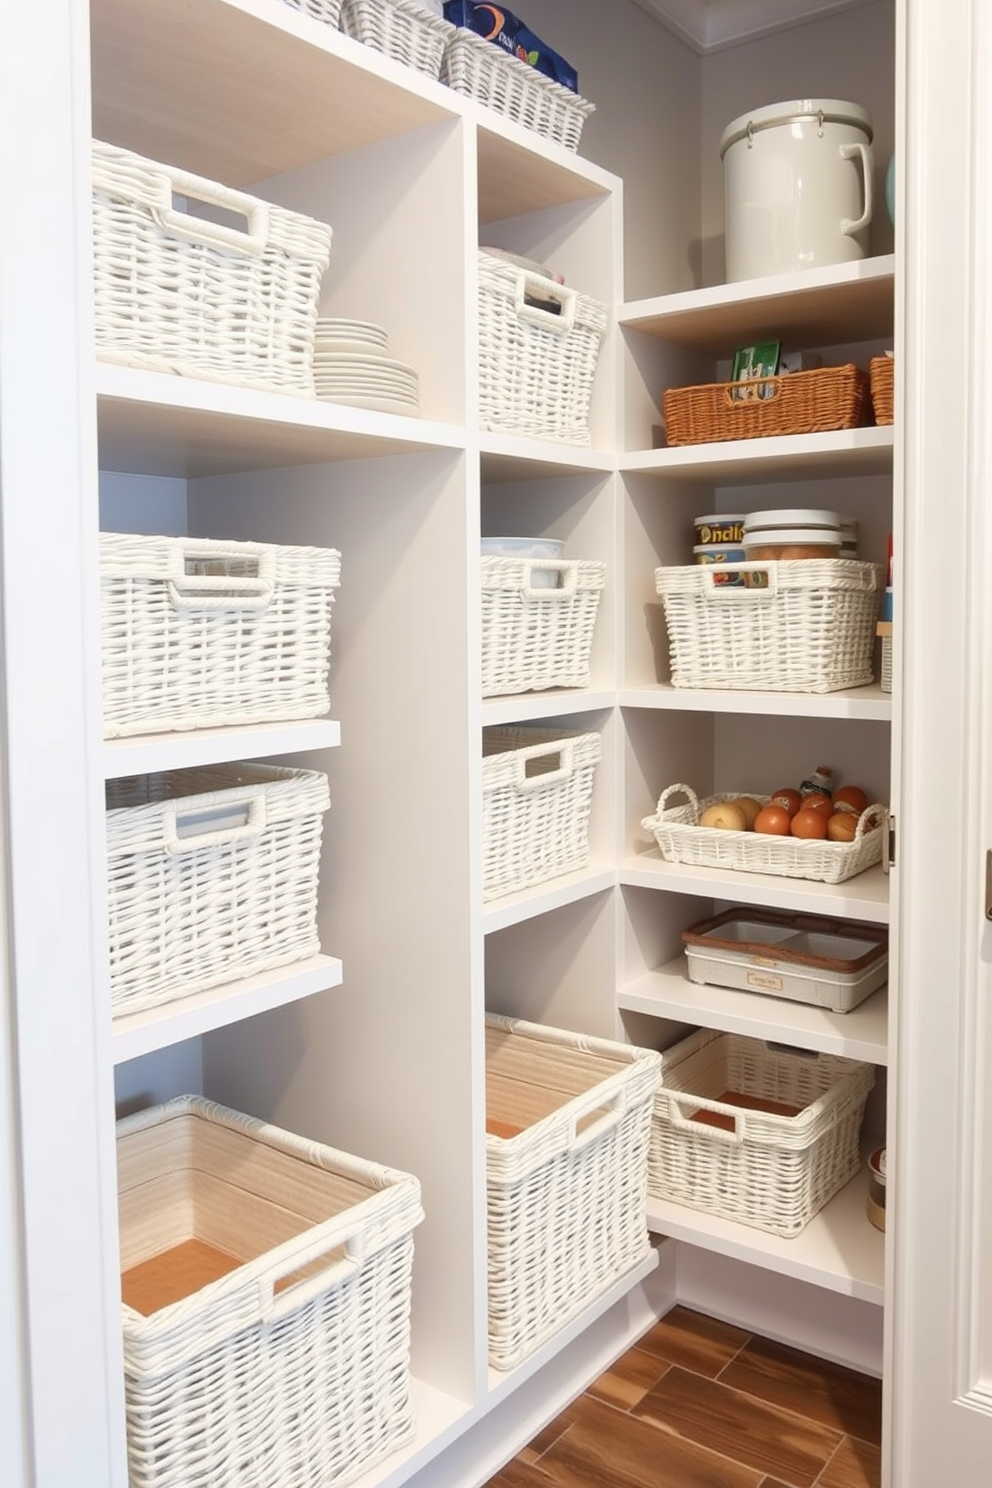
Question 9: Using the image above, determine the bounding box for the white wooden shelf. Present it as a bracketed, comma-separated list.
[103, 718, 341, 778]
[483, 866, 618, 935]
[96, 363, 464, 479]
[482, 690, 616, 726]
[111, 953, 343, 1064]
[621, 425, 894, 482]
[619, 255, 895, 355]
[479, 432, 615, 483]
[647, 1162, 884, 1305]
[620, 956, 888, 1064]
[90, 0, 612, 223]
[618, 683, 891, 721]
[620, 852, 890, 924]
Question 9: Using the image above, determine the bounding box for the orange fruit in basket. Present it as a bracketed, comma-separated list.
[827, 811, 858, 842]
[754, 804, 792, 836]
[833, 785, 869, 816]
[802, 791, 834, 815]
[770, 787, 802, 817]
[791, 807, 829, 839]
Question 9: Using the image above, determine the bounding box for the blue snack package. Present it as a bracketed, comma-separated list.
[443, 2, 579, 92]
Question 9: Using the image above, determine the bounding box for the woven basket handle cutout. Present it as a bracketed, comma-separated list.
[513, 270, 578, 335]
[666, 1092, 748, 1145]
[167, 543, 276, 612]
[569, 1093, 625, 1153]
[701, 563, 778, 601]
[260, 1234, 364, 1326]
[521, 560, 578, 599]
[513, 739, 575, 792]
[163, 788, 268, 854]
[150, 165, 271, 257]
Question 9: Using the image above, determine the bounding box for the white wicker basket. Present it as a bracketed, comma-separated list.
[118, 1096, 423, 1488]
[641, 783, 887, 885]
[341, 0, 455, 75]
[279, 0, 344, 23]
[440, 26, 594, 151]
[482, 727, 601, 900]
[101, 533, 341, 738]
[486, 1014, 659, 1369]
[478, 250, 607, 445]
[481, 556, 605, 697]
[649, 1029, 874, 1236]
[106, 763, 330, 1016]
[654, 560, 882, 692]
[92, 140, 331, 394]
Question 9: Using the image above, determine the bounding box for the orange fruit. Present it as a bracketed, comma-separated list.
[754, 804, 792, 836]
[791, 807, 828, 839]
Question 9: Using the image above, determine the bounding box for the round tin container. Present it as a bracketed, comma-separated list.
[694, 514, 746, 547]
[694, 545, 746, 585]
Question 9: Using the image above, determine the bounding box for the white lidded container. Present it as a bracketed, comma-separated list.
[720, 99, 874, 282]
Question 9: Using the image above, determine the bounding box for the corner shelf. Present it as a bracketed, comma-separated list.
[620, 425, 894, 481]
[619, 956, 888, 1065]
[620, 853, 890, 924]
[619, 255, 895, 353]
[619, 684, 891, 722]
[647, 1161, 884, 1305]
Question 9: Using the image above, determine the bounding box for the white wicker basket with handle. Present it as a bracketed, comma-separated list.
[118, 1096, 423, 1488]
[340, 0, 456, 75]
[92, 140, 331, 394]
[648, 1028, 875, 1236]
[654, 559, 882, 692]
[482, 727, 601, 899]
[478, 250, 607, 445]
[481, 556, 605, 696]
[641, 783, 886, 885]
[106, 763, 330, 1016]
[440, 25, 594, 151]
[100, 532, 341, 737]
[486, 1014, 659, 1368]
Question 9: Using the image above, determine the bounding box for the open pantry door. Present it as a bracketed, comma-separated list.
[890, 0, 992, 1483]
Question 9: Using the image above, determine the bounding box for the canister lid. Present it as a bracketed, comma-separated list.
[744, 509, 841, 532]
[720, 98, 874, 158]
[742, 530, 841, 548]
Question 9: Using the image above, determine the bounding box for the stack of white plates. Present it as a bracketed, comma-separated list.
[313, 318, 420, 416]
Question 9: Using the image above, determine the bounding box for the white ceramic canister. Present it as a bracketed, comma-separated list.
[720, 99, 874, 282]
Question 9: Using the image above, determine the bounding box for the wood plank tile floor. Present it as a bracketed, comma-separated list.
[483, 1307, 882, 1488]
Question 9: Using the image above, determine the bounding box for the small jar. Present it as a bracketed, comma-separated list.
[694, 544, 746, 586]
[867, 1147, 886, 1232]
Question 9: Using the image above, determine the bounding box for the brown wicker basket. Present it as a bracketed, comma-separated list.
[869, 355, 894, 425]
[663, 364, 870, 447]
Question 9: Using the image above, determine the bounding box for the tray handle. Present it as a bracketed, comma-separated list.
[651, 783, 700, 819]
